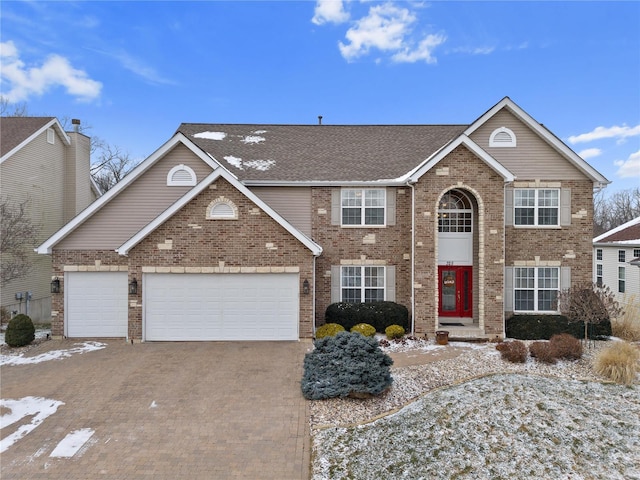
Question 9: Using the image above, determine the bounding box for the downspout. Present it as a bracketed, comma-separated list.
[406, 180, 416, 335]
[312, 255, 317, 336]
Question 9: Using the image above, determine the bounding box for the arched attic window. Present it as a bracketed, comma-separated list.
[167, 164, 197, 186]
[489, 127, 517, 147]
[206, 197, 238, 220]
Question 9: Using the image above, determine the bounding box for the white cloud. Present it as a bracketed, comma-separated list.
[568, 124, 640, 144]
[111, 50, 175, 86]
[577, 148, 602, 159]
[312, 0, 350, 25]
[614, 150, 640, 178]
[337, 2, 444, 63]
[0, 40, 102, 103]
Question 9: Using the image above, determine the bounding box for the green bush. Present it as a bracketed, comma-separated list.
[5, 314, 35, 348]
[315, 323, 345, 339]
[301, 332, 393, 400]
[385, 324, 405, 340]
[350, 323, 376, 337]
[506, 314, 611, 340]
[325, 301, 409, 332]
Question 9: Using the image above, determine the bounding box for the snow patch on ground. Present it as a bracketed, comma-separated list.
[50, 428, 95, 458]
[0, 341, 106, 366]
[313, 374, 640, 479]
[193, 131, 226, 140]
[0, 397, 65, 453]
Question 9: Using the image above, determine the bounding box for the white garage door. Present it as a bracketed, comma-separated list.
[66, 272, 128, 338]
[144, 273, 299, 341]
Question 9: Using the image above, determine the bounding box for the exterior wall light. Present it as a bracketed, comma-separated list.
[51, 277, 61, 294]
[128, 278, 138, 295]
[303, 279, 310, 295]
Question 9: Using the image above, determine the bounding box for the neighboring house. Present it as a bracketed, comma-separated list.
[593, 217, 640, 309]
[37, 97, 609, 342]
[1, 117, 98, 323]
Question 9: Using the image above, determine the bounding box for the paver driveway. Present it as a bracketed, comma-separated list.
[1, 339, 311, 479]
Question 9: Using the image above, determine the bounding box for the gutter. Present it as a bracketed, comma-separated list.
[406, 179, 417, 336]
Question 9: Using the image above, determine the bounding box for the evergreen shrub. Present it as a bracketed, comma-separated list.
[385, 324, 405, 340]
[315, 323, 345, 339]
[325, 301, 409, 332]
[5, 314, 35, 347]
[301, 332, 393, 400]
[506, 314, 611, 340]
[350, 323, 376, 337]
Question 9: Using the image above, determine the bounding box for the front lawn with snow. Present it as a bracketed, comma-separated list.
[313, 373, 639, 479]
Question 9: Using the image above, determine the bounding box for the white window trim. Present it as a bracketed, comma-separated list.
[618, 266, 626, 293]
[47, 128, 55, 144]
[340, 265, 386, 303]
[167, 164, 197, 186]
[514, 188, 560, 228]
[340, 188, 386, 227]
[206, 196, 238, 220]
[514, 266, 560, 313]
[489, 127, 516, 147]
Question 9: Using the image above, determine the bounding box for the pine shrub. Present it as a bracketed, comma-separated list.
[5, 314, 35, 348]
[385, 324, 405, 340]
[594, 341, 640, 385]
[549, 333, 583, 360]
[301, 331, 393, 400]
[315, 323, 345, 339]
[350, 323, 376, 337]
[496, 340, 528, 363]
[529, 341, 557, 364]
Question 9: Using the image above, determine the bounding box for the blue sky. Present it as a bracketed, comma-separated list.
[1, 1, 638, 195]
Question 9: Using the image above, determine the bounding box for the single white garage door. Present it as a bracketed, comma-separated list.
[65, 272, 128, 337]
[144, 273, 299, 341]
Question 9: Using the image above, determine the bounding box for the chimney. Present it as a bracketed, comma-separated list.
[72, 118, 81, 132]
[318, 115, 323, 126]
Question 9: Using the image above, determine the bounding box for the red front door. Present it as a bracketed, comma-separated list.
[438, 266, 472, 317]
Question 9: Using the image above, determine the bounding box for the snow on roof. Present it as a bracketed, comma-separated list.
[193, 131, 227, 140]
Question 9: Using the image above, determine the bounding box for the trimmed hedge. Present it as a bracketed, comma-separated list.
[506, 314, 611, 340]
[325, 301, 409, 332]
[350, 323, 376, 337]
[315, 323, 345, 339]
[5, 314, 35, 348]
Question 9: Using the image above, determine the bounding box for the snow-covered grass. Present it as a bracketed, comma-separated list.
[313, 373, 640, 480]
[0, 341, 105, 366]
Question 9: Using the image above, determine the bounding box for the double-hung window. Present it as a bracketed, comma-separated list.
[341, 189, 385, 226]
[618, 250, 626, 263]
[341, 266, 385, 303]
[514, 189, 559, 226]
[596, 264, 603, 287]
[619, 267, 626, 293]
[514, 267, 559, 312]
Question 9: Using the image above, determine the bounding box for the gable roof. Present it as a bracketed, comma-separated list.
[593, 216, 640, 245]
[465, 97, 610, 186]
[1, 117, 71, 162]
[116, 168, 322, 256]
[179, 123, 467, 183]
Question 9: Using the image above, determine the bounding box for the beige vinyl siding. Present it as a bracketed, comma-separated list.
[250, 186, 312, 236]
[57, 144, 214, 250]
[0, 129, 67, 319]
[469, 109, 587, 180]
[66, 132, 92, 220]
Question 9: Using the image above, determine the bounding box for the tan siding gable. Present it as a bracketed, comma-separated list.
[56, 144, 214, 250]
[250, 187, 312, 236]
[469, 109, 586, 180]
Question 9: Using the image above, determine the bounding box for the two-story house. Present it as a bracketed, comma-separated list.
[37, 97, 608, 341]
[1, 117, 98, 323]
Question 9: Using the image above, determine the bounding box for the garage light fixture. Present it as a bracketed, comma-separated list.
[51, 277, 61, 294]
[303, 279, 310, 295]
[129, 278, 138, 295]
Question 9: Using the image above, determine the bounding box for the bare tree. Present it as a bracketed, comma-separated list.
[594, 187, 640, 235]
[0, 197, 40, 287]
[556, 282, 623, 346]
[91, 143, 136, 192]
[0, 96, 29, 116]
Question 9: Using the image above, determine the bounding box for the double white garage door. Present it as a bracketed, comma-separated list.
[65, 272, 299, 341]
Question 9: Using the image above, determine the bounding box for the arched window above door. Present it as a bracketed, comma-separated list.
[438, 189, 473, 233]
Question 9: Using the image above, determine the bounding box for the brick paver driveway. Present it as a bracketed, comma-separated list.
[1, 340, 311, 479]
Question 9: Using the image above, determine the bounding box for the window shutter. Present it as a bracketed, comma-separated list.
[386, 188, 396, 226]
[331, 265, 341, 303]
[331, 189, 341, 226]
[505, 188, 514, 226]
[504, 266, 514, 312]
[560, 266, 571, 291]
[560, 188, 571, 226]
[385, 266, 396, 301]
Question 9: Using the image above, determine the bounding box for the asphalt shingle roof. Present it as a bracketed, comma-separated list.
[0, 117, 55, 157]
[178, 123, 467, 182]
